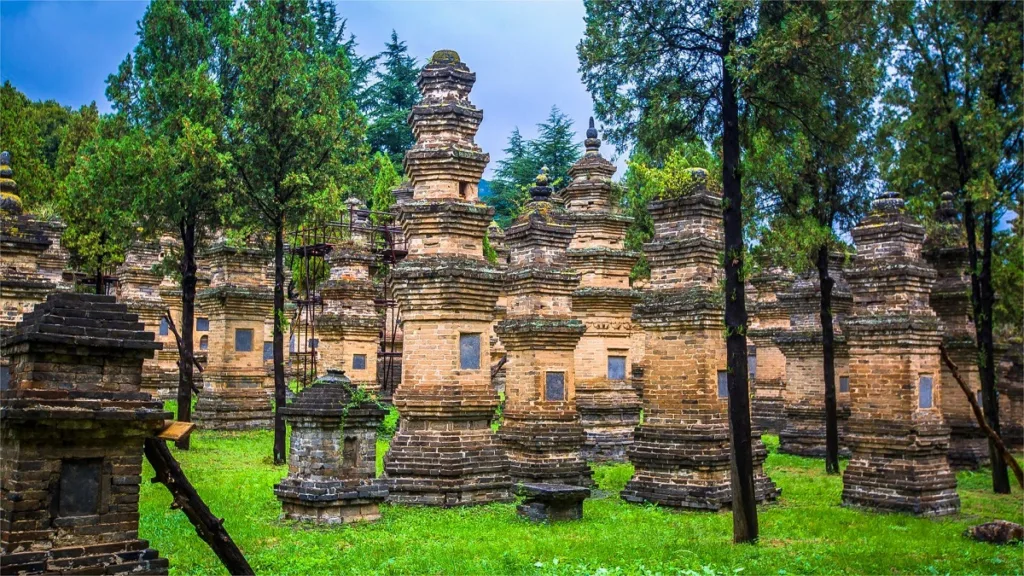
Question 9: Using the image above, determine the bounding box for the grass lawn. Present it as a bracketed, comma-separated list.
[139, 430, 1023, 575]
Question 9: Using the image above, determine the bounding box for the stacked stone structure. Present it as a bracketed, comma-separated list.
[488, 220, 509, 394]
[623, 173, 778, 509]
[193, 241, 275, 429]
[563, 119, 642, 462]
[384, 50, 511, 506]
[747, 268, 794, 433]
[274, 370, 388, 523]
[496, 173, 590, 486]
[923, 191, 987, 468]
[117, 240, 171, 398]
[317, 231, 380, 387]
[841, 191, 960, 516]
[1, 293, 168, 574]
[774, 257, 853, 457]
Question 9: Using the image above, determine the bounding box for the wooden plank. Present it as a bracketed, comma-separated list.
[155, 420, 196, 442]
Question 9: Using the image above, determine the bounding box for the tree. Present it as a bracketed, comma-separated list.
[0, 82, 71, 212]
[531, 106, 582, 189]
[229, 0, 366, 465]
[309, 0, 374, 113]
[366, 30, 420, 168]
[369, 152, 400, 220]
[878, 0, 1022, 494]
[742, 0, 884, 474]
[579, 0, 761, 542]
[105, 0, 234, 450]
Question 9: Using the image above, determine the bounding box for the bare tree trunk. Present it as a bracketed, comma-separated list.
[177, 218, 198, 450]
[816, 246, 840, 474]
[721, 22, 758, 545]
[273, 217, 287, 465]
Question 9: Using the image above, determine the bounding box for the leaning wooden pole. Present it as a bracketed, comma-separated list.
[143, 438, 255, 575]
[940, 344, 1023, 488]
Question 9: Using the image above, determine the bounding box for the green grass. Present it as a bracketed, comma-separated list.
[140, 432, 1024, 575]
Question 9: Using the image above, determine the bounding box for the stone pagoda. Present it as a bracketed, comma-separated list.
[563, 119, 642, 462]
[623, 172, 778, 509]
[747, 268, 794, 434]
[923, 191, 987, 468]
[384, 50, 510, 506]
[274, 370, 388, 524]
[487, 220, 510, 394]
[774, 257, 853, 458]
[1, 293, 168, 574]
[496, 171, 589, 486]
[193, 241, 275, 430]
[841, 191, 959, 516]
[117, 240, 170, 398]
[317, 225, 380, 387]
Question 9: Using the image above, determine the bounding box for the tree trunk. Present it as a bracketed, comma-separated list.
[721, 24, 758, 545]
[273, 218, 287, 465]
[95, 266, 104, 295]
[143, 438, 254, 575]
[950, 121, 1010, 494]
[816, 245, 840, 474]
[177, 218, 198, 450]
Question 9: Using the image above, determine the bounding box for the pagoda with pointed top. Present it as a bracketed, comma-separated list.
[563, 119, 642, 462]
[841, 191, 959, 515]
[496, 170, 590, 485]
[384, 50, 511, 506]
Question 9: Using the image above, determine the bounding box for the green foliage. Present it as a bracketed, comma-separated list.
[140, 431, 1023, 575]
[365, 30, 421, 168]
[487, 107, 582, 227]
[994, 213, 1023, 340]
[482, 229, 499, 265]
[0, 82, 74, 211]
[369, 152, 400, 223]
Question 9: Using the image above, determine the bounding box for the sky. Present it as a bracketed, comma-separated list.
[0, 0, 626, 179]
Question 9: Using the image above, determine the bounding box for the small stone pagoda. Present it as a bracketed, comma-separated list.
[747, 268, 794, 434]
[841, 191, 960, 516]
[496, 171, 590, 486]
[193, 241, 275, 429]
[385, 50, 511, 506]
[623, 173, 778, 509]
[117, 240, 170, 398]
[923, 191, 987, 468]
[317, 224, 380, 387]
[563, 119, 642, 462]
[0, 293, 168, 574]
[274, 370, 388, 524]
[774, 257, 853, 458]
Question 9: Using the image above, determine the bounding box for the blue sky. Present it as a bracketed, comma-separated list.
[0, 0, 624, 179]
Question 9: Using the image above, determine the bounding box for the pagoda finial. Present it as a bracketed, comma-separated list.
[530, 167, 553, 202]
[0, 150, 23, 216]
[871, 190, 904, 214]
[584, 117, 601, 155]
[937, 191, 957, 223]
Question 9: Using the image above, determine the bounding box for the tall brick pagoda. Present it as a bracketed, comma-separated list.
[193, 241, 275, 430]
[384, 50, 511, 506]
[563, 119, 642, 462]
[747, 268, 794, 434]
[117, 240, 169, 398]
[1, 293, 168, 574]
[774, 257, 853, 457]
[623, 172, 778, 509]
[841, 191, 960, 516]
[923, 191, 987, 468]
[496, 171, 589, 486]
[487, 219, 510, 394]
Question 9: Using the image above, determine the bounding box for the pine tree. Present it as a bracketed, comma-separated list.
[0, 82, 72, 211]
[487, 127, 535, 227]
[229, 0, 366, 465]
[366, 30, 421, 168]
[369, 152, 400, 223]
[308, 0, 374, 112]
[530, 106, 582, 189]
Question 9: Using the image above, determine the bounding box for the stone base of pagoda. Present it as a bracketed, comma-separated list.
[751, 377, 786, 434]
[947, 421, 989, 469]
[577, 383, 642, 463]
[841, 423, 960, 516]
[274, 478, 388, 524]
[499, 415, 591, 486]
[621, 424, 779, 509]
[194, 387, 273, 430]
[384, 419, 512, 506]
[779, 404, 850, 458]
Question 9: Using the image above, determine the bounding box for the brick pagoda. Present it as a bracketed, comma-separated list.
[563, 119, 642, 462]
[841, 191, 960, 516]
[923, 191, 987, 468]
[193, 241, 275, 429]
[274, 370, 388, 523]
[774, 257, 853, 457]
[623, 173, 778, 509]
[487, 220, 509, 394]
[117, 240, 170, 398]
[1, 293, 168, 574]
[496, 172, 590, 486]
[747, 268, 794, 434]
[384, 50, 511, 506]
